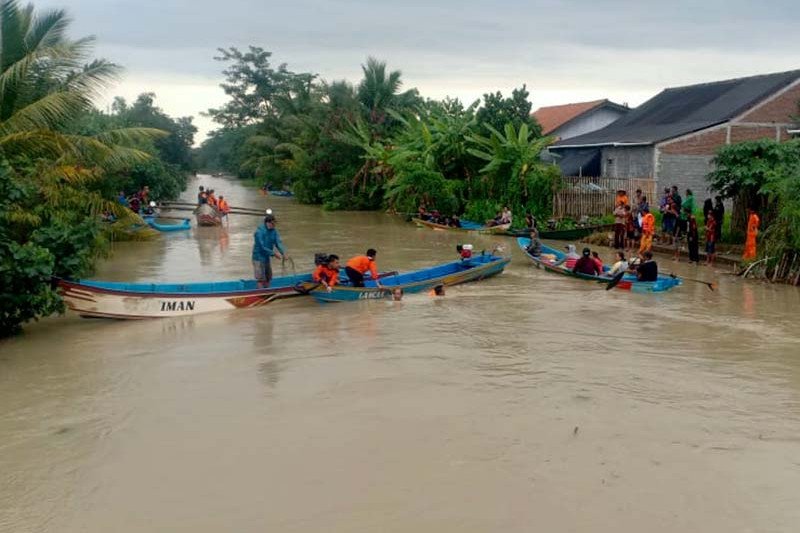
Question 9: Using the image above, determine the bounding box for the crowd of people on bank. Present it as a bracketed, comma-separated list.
[610, 186, 750, 267]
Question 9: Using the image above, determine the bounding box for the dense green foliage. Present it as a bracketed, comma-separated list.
[195, 49, 556, 220]
[710, 139, 800, 261]
[0, 0, 193, 336]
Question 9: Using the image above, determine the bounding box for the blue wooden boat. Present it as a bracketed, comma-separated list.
[414, 217, 511, 234]
[142, 216, 191, 232]
[516, 238, 681, 293]
[310, 254, 510, 302]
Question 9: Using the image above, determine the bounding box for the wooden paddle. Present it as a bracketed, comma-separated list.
[605, 271, 626, 290]
[670, 273, 716, 291]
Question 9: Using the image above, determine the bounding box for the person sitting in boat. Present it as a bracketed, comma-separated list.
[417, 204, 430, 221]
[207, 189, 218, 208]
[591, 251, 604, 272]
[572, 247, 601, 276]
[526, 229, 543, 257]
[142, 201, 156, 216]
[198, 186, 208, 205]
[345, 249, 382, 288]
[448, 215, 461, 228]
[128, 195, 141, 213]
[501, 206, 512, 225]
[313, 254, 340, 292]
[252, 213, 286, 288]
[486, 210, 503, 227]
[554, 244, 580, 268]
[636, 251, 658, 282]
[607, 251, 629, 277]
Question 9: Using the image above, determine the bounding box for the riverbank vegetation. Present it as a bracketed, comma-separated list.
[0, 0, 196, 336]
[710, 138, 800, 282]
[195, 48, 559, 223]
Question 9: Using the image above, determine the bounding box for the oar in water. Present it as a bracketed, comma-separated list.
[669, 273, 716, 291]
[605, 271, 626, 290]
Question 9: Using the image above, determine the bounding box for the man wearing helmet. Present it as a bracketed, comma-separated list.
[252, 214, 286, 288]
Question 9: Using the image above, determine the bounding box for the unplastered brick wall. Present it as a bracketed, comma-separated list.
[658, 127, 727, 156]
[738, 82, 800, 123]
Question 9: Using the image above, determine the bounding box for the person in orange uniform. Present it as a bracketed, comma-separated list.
[313, 254, 340, 292]
[217, 195, 230, 224]
[639, 206, 655, 255]
[743, 208, 760, 260]
[345, 248, 382, 288]
[207, 189, 218, 208]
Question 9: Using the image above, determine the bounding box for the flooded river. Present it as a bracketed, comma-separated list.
[2, 175, 800, 532]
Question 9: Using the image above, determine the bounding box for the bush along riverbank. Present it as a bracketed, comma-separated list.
[0, 0, 196, 336]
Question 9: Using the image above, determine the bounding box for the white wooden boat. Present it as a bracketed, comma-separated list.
[195, 203, 222, 226]
[57, 274, 315, 319]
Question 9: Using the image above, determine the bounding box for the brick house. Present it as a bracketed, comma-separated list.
[548, 70, 800, 194]
[533, 99, 630, 141]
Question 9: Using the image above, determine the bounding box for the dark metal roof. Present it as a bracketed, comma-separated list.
[551, 69, 800, 149]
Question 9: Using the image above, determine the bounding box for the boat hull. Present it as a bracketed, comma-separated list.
[503, 224, 614, 240]
[57, 275, 314, 319]
[143, 216, 191, 232]
[516, 238, 680, 293]
[195, 204, 222, 226]
[311, 255, 510, 302]
[414, 218, 511, 233]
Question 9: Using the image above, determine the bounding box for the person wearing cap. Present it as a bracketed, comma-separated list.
[345, 249, 382, 288]
[252, 214, 285, 287]
[572, 247, 601, 276]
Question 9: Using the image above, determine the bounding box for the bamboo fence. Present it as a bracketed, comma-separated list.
[553, 176, 657, 219]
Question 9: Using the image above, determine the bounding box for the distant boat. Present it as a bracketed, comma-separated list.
[310, 253, 510, 302]
[414, 217, 511, 234]
[267, 190, 293, 197]
[516, 238, 681, 293]
[502, 224, 614, 240]
[195, 204, 222, 226]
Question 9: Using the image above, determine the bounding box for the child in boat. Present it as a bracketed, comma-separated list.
[591, 251, 604, 272]
[313, 254, 340, 292]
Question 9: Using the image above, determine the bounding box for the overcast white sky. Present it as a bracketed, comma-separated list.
[38, 0, 800, 143]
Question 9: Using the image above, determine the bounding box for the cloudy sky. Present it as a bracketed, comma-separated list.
[38, 0, 800, 143]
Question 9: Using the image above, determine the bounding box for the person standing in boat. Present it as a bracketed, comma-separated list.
[252, 214, 285, 288]
[345, 249, 382, 288]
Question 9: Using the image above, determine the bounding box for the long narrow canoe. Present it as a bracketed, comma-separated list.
[414, 217, 511, 234]
[143, 216, 191, 232]
[311, 254, 510, 302]
[502, 224, 614, 240]
[516, 238, 680, 293]
[57, 274, 318, 319]
[196, 204, 222, 226]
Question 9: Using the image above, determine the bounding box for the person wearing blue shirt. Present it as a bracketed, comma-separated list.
[252, 214, 286, 287]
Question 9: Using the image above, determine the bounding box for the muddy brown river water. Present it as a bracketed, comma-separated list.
[2, 175, 800, 532]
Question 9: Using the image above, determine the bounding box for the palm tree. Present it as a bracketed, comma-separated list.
[357, 57, 419, 130]
[0, 0, 163, 224]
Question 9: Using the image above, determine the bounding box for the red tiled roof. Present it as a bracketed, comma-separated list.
[533, 100, 607, 135]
